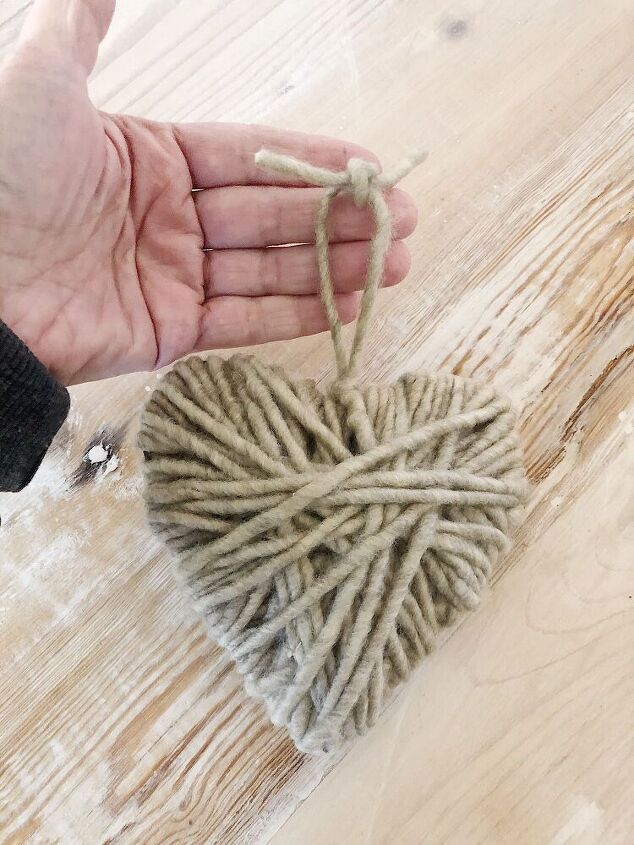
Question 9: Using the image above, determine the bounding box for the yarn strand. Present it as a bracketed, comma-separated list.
[254, 148, 428, 379]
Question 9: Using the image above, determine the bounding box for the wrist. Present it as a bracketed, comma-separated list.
[0, 318, 70, 491]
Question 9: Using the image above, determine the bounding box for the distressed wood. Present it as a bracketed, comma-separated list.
[0, 1, 632, 843]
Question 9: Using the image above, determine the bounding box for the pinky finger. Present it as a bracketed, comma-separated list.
[196, 292, 360, 350]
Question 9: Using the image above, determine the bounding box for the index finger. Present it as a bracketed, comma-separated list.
[172, 122, 380, 189]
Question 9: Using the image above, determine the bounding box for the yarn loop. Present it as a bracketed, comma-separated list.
[140, 147, 527, 753]
[253, 147, 428, 380]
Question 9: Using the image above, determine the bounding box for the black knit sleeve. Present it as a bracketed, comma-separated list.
[0, 320, 70, 492]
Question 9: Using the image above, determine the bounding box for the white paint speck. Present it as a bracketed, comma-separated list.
[22, 530, 85, 578]
[144, 385, 152, 392]
[87, 443, 108, 464]
[102, 455, 120, 476]
[114, 473, 144, 500]
[618, 410, 628, 422]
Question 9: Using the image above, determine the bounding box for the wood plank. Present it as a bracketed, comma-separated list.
[0, 1, 632, 842]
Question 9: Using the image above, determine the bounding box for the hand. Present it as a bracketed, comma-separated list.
[0, 0, 417, 385]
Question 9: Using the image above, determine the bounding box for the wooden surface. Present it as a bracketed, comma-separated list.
[1, 1, 633, 843]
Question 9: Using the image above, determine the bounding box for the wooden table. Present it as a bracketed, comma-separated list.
[1, 1, 632, 843]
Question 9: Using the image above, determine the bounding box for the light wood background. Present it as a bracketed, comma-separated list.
[1, 1, 633, 843]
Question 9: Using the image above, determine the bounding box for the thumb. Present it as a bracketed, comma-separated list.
[18, 0, 115, 77]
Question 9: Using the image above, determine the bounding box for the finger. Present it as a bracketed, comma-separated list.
[204, 240, 411, 297]
[195, 186, 417, 249]
[173, 123, 379, 189]
[196, 293, 359, 350]
[20, 0, 115, 74]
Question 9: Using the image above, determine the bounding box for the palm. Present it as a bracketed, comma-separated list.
[0, 0, 416, 385]
[0, 65, 204, 382]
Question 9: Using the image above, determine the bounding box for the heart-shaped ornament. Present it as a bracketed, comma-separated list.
[140, 150, 528, 753]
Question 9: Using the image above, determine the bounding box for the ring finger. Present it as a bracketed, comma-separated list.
[194, 185, 417, 249]
[204, 239, 411, 297]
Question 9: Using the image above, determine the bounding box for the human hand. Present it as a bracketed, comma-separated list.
[0, 0, 417, 385]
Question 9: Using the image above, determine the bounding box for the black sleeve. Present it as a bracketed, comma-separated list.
[0, 320, 70, 492]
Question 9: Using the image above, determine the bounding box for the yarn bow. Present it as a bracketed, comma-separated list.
[140, 147, 527, 754]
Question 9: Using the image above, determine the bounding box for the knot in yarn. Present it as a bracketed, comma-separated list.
[345, 157, 380, 206]
[140, 147, 528, 754]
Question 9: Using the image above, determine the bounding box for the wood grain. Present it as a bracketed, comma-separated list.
[0, 1, 632, 843]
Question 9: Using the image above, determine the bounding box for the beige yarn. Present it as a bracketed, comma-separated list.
[139, 149, 528, 754]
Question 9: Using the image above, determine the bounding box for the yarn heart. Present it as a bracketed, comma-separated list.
[140, 354, 526, 753]
[140, 150, 528, 753]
